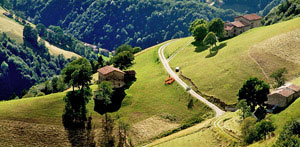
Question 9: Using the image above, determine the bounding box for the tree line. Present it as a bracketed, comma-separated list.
[7, 0, 239, 50]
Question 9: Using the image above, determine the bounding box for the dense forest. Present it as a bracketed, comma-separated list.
[7, 0, 240, 50]
[263, 0, 300, 25]
[212, 0, 278, 14]
[0, 32, 72, 100]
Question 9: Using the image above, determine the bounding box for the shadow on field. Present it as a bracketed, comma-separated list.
[192, 41, 210, 53]
[205, 42, 227, 58]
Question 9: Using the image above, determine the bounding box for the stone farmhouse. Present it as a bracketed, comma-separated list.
[266, 84, 300, 108]
[98, 66, 125, 88]
[224, 14, 262, 38]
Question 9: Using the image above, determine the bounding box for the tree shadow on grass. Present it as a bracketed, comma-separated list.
[192, 41, 210, 53]
[205, 42, 227, 58]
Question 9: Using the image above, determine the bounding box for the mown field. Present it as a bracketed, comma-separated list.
[165, 17, 300, 105]
[0, 8, 80, 59]
[0, 42, 213, 146]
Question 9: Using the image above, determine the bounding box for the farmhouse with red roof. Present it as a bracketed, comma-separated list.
[98, 66, 125, 88]
[224, 14, 262, 38]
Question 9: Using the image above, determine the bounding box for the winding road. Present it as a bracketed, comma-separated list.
[158, 42, 225, 117]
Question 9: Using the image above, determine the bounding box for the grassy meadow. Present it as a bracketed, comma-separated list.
[0, 42, 213, 145]
[165, 17, 300, 105]
[0, 7, 80, 59]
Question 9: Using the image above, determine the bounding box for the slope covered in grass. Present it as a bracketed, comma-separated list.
[0, 42, 213, 146]
[0, 8, 80, 59]
[165, 17, 300, 105]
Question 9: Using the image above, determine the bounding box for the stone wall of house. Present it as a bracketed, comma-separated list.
[267, 93, 289, 107]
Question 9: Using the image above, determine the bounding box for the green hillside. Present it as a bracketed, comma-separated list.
[0, 42, 213, 146]
[165, 17, 300, 105]
[0, 8, 80, 59]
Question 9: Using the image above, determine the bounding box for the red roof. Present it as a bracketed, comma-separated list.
[278, 88, 294, 97]
[243, 14, 262, 21]
[98, 66, 125, 75]
[231, 21, 246, 28]
[287, 84, 300, 92]
[224, 25, 234, 31]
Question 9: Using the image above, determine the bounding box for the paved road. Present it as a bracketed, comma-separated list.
[158, 42, 225, 116]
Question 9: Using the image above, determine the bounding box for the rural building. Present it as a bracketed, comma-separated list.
[124, 70, 136, 82]
[98, 66, 125, 88]
[224, 14, 262, 38]
[266, 84, 300, 108]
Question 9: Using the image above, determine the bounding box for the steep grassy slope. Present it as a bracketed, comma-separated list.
[165, 17, 300, 105]
[0, 8, 80, 59]
[0, 42, 212, 146]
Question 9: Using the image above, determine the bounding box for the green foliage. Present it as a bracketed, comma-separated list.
[23, 24, 38, 46]
[96, 81, 114, 107]
[189, 19, 208, 32]
[241, 117, 275, 144]
[132, 47, 142, 54]
[264, 0, 300, 25]
[62, 58, 92, 90]
[275, 119, 300, 147]
[270, 67, 288, 88]
[237, 77, 270, 111]
[112, 51, 134, 70]
[0, 32, 70, 100]
[36, 23, 47, 38]
[1, 61, 8, 73]
[192, 24, 208, 42]
[8, 0, 239, 50]
[115, 44, 133, 55]
[208, 18, 224, 38]
[237, 99, 252, 119]
[203, 32, 217, 54]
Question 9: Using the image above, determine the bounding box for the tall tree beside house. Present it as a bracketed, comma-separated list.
[188, 19, 208, 33]
[203, 32, 217, 54]
[270, 67, 288, 88]
[62, 58, 93, 90]
[112, 51, 134, 70]
[208, 18, 225, 38]
[237, 99, 252, 120]
[237, 77, 270, 112]
[192, 24, 208, 42]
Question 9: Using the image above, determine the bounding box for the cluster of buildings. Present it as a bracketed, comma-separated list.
[224, 14, 262, 38]
[266, 84, 300, 108]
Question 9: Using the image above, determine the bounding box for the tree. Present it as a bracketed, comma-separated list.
[97, 55, 104, 68]
[270, 67, 288, 88]
[237, 99, 252, 120]
[132, 46, 142, 54]
[36, 23, 47, 38]
[203, 32, 217, 54]
[112, 51, 134, 70]
[241, 117, 257, 144]
[1, 61, 8, 74]
[117, 119, 130, 147]
[192, 24, 208, 42]
[62, 58, 93, 90]
[23, 24, 38, 46]
[115, 44, 133, 55]
[208, 18, 224, 38]
[189, 19, 208, 32]
[237, 77, 270, 111]
[275, 120, 300, 147]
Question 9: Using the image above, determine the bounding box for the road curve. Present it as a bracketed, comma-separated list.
[158, 42, 225, 117]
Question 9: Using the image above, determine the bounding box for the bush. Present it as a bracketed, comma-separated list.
[37, 92, 45, 96]
[275, 120, 300, 147]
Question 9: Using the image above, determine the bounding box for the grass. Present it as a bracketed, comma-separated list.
[165, 17, 300, 105]
[148, 112, 241, 147]
[0, 7, 80, 59]
[0, 42, 213, 146]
